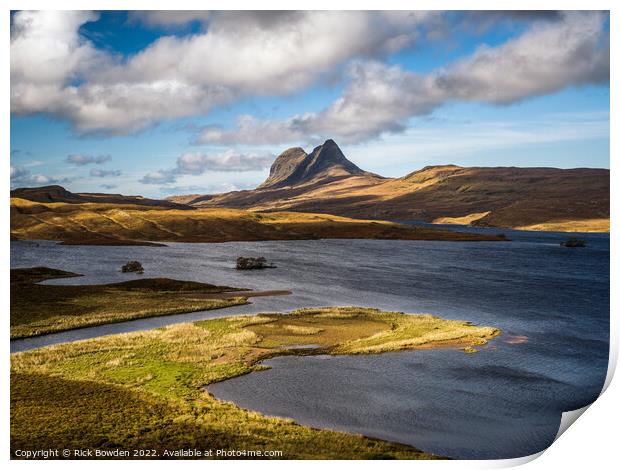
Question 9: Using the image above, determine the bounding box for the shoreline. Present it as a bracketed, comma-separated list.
[10, 267, 293, 340]
[11, 307, 500, 459]
[13, 233, 505, 246]
[176, 289, 292, 299]
[10, 290, 293, 342]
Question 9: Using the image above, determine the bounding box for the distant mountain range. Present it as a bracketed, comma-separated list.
[168, 139, 609, 232]
[11, 139, 609, 233]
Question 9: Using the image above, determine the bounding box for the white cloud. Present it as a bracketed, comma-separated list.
[431, 11, 609, 104]
[139, 169, 177, 185]
[67, 154, 112, 165]
[10, 164, 71, 186]
[199, 11, 609, 145]
[11, 10, 438, 134]
[197, 117, 307, 146]
[140, 150, 274, 185]
[176, 151, 273, 174]
[10, 165, 29, 180]
[10, 11, 105, 119]
[90, 168, 121, 177]
[158, 182, 249, 195]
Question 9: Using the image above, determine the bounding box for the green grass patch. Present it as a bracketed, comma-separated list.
[11, 306, 500, 459]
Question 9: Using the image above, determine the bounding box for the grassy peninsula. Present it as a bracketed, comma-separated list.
[11, 307, 500, 459]
[10, 267, 249, 339]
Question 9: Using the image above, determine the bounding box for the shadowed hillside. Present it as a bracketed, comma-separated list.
[174, 140, 609, 233]
[11, 185, 190, 210]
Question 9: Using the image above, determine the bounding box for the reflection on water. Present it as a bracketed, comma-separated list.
[11, 226, 609, 458]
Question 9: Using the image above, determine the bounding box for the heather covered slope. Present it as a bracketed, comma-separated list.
[254, 164, 609, 232]
[184, 140, 609, 233]
[10, 198, 502, 245]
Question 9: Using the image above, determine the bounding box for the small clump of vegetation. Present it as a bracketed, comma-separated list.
[11, 306, 500, 459]
[236, 256, 276, 270]
[121, 260, 144, 273]
[561, 238, 586, 248]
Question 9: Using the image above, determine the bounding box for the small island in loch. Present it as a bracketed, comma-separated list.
[236, 256, 276, 270]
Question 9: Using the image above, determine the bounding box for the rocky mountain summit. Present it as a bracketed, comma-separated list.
[258, 139, 376, 189]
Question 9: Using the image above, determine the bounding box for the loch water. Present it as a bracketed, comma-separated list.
[10, 225, 609, 459]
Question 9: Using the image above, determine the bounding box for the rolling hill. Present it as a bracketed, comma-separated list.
[10, 198, 502, 245]
[11, 185, 190, 210]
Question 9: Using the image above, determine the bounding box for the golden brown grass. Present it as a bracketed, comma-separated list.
[10, 197, 503, 245]
[11, 307, 500, 459]
[433, 212, 491, 225]
[197, 166, 609, 233]
[516, 218, 610, 233]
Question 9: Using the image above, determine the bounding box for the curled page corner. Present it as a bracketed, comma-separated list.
[554, 404, 591, 442]
[492, 450, 546, 468]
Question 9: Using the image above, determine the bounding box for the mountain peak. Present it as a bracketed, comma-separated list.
[257, 147, 308, 189]
[258, 139, 369, 190]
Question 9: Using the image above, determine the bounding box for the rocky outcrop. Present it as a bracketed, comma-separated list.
[258, 147, 308, 189]
[121, 261, 144, 273]
[257, 139, 371, 190]
[236, 257, 276, 270]
[561, 238, 586, 248]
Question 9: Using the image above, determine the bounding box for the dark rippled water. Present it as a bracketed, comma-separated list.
[10, 226, 609, 458]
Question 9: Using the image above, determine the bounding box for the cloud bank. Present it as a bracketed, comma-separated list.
[10, 10, 609, 147]
[11, 10, 439, 135]
[140, 150, 274, 185]
[198, 11, 609, 145]
[90, 169, 121, 177]
[67, 154, 112, 165]
[10, 165, 71, 186]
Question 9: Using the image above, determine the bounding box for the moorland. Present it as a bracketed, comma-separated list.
[10, 197, 502, 246]
[171, 140, 609, 233]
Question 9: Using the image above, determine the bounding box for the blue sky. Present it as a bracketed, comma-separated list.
[10, 11, 610, 198]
